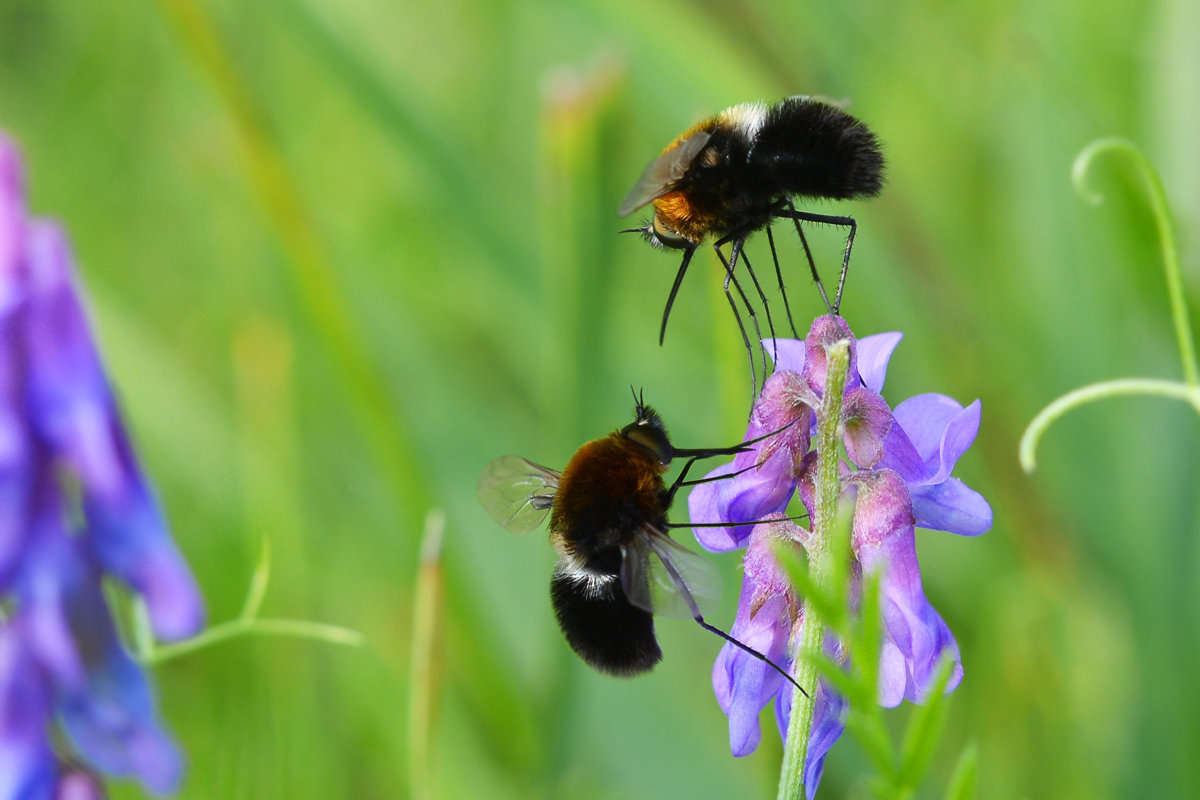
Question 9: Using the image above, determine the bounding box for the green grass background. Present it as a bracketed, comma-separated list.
[2, 0, 1198, 797]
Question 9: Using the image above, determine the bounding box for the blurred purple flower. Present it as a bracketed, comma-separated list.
[690, 316, 990, 795]
[0, 132, 203, 796]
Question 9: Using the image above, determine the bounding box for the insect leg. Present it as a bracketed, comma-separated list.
[695, 617, 808, 697]
[738, 247, 780, 374]
[775, 203, 857, 315]
[714, 235, 775, 382]
[721, 239, 770, 392]
[655, 547, 809, 698]
[659, 247, 697, 345]
[765, 225, 800, 338]
[713, 241, 760, 405]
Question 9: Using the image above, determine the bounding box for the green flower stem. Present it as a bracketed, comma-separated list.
[778, 339, 851, 800]
[1020, 377, 1200, 471]
[1072, 138, 1199, 387]
[141, 617, 364, 666]
[409, 509, 446, 800]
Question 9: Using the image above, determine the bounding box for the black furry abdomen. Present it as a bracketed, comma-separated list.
[550, 568, 662, 677]
[750, 97, 884, 201]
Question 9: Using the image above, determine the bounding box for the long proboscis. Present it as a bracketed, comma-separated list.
[671, 415, 800, 460]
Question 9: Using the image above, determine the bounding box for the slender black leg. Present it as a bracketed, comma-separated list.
[659, 247, 697, 345]
[653, 548, 808, 697]
[694, 616, 808, 696]
[766, 226, 799, 338]
[715, 238, 770, 397]
[715, 233, 778, 352]
[738, 248, 779, 373]
[665, 454, 703, 505]
[717, 256, 759, 405]
[774, 202, 858, 315]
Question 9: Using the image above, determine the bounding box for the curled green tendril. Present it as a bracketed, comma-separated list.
[135, 536, 364, 666]
[1020, 139, 1199, 473]
[1020, 378, 1200, 471]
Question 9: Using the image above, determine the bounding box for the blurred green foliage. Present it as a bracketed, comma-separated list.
[2, 0, 1197, 797]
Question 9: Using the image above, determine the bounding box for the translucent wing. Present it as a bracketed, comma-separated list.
[477, 455, 560, 535]
[620, 525, 721, 620]
[616, 131, 712, 217]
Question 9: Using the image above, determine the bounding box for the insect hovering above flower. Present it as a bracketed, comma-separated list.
[477, 393, 805, 692]
[619, 95, 884, 397]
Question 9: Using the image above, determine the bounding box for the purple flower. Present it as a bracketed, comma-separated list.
[0, 132, 203, 795]
[711, 518, 846, 797]
[691, 316, 990, 795]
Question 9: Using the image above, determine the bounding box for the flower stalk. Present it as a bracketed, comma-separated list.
[777, 339, 850, 800]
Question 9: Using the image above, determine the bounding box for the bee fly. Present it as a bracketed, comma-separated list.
[477, 392, 806, 695]
[619, 95, 884, 398]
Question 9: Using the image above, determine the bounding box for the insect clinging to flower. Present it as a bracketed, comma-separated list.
[619, 95, 885, 398]
[477, 392, 806, 692]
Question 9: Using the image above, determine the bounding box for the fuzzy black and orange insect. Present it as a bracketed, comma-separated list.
[478, 393, 805, 693]
[619, 96, 884, 396]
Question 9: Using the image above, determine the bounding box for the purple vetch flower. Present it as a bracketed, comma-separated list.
[0, 132, 203, 795]
[711, 518, 846, 797]
[691, 316, 990, 795]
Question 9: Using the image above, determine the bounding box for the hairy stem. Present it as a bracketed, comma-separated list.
[778, 339, 850, 800]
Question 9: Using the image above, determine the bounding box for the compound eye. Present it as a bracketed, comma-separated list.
[651, 213, 692, 250]
[624, 421, 672, 466]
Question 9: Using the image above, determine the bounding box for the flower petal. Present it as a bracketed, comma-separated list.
[853, 474, 963, 704]
[773, 663, 846, 798]
[83, 479, 204, 641]
[691, 373, 813, 551]
[842, 388, 893, 469]
[804, 680, 847, 798]
[764, 338, 807, 374]
[0, 621, 58, 800]
[856, 332, 903, 394]
[56, 771, 107, 800]
[877, 419, 933, 484]
[22, 223, 114, 492]
[22, 222, 203, 641]
[690, 462, 764, 551]
[37, 540, 184, 795]
[893, 396, 981, 484]
[911, 478, 992, 536]
[0, 134, 26, 296]
[712, 587, 790, 756]
[802, 316, 859, 394]
[877, 639, 907, 708]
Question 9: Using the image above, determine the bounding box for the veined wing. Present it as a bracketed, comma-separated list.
[620, 524, 720, 621]
[477, 455, 560, 535]
[617, 131, 712, 217]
